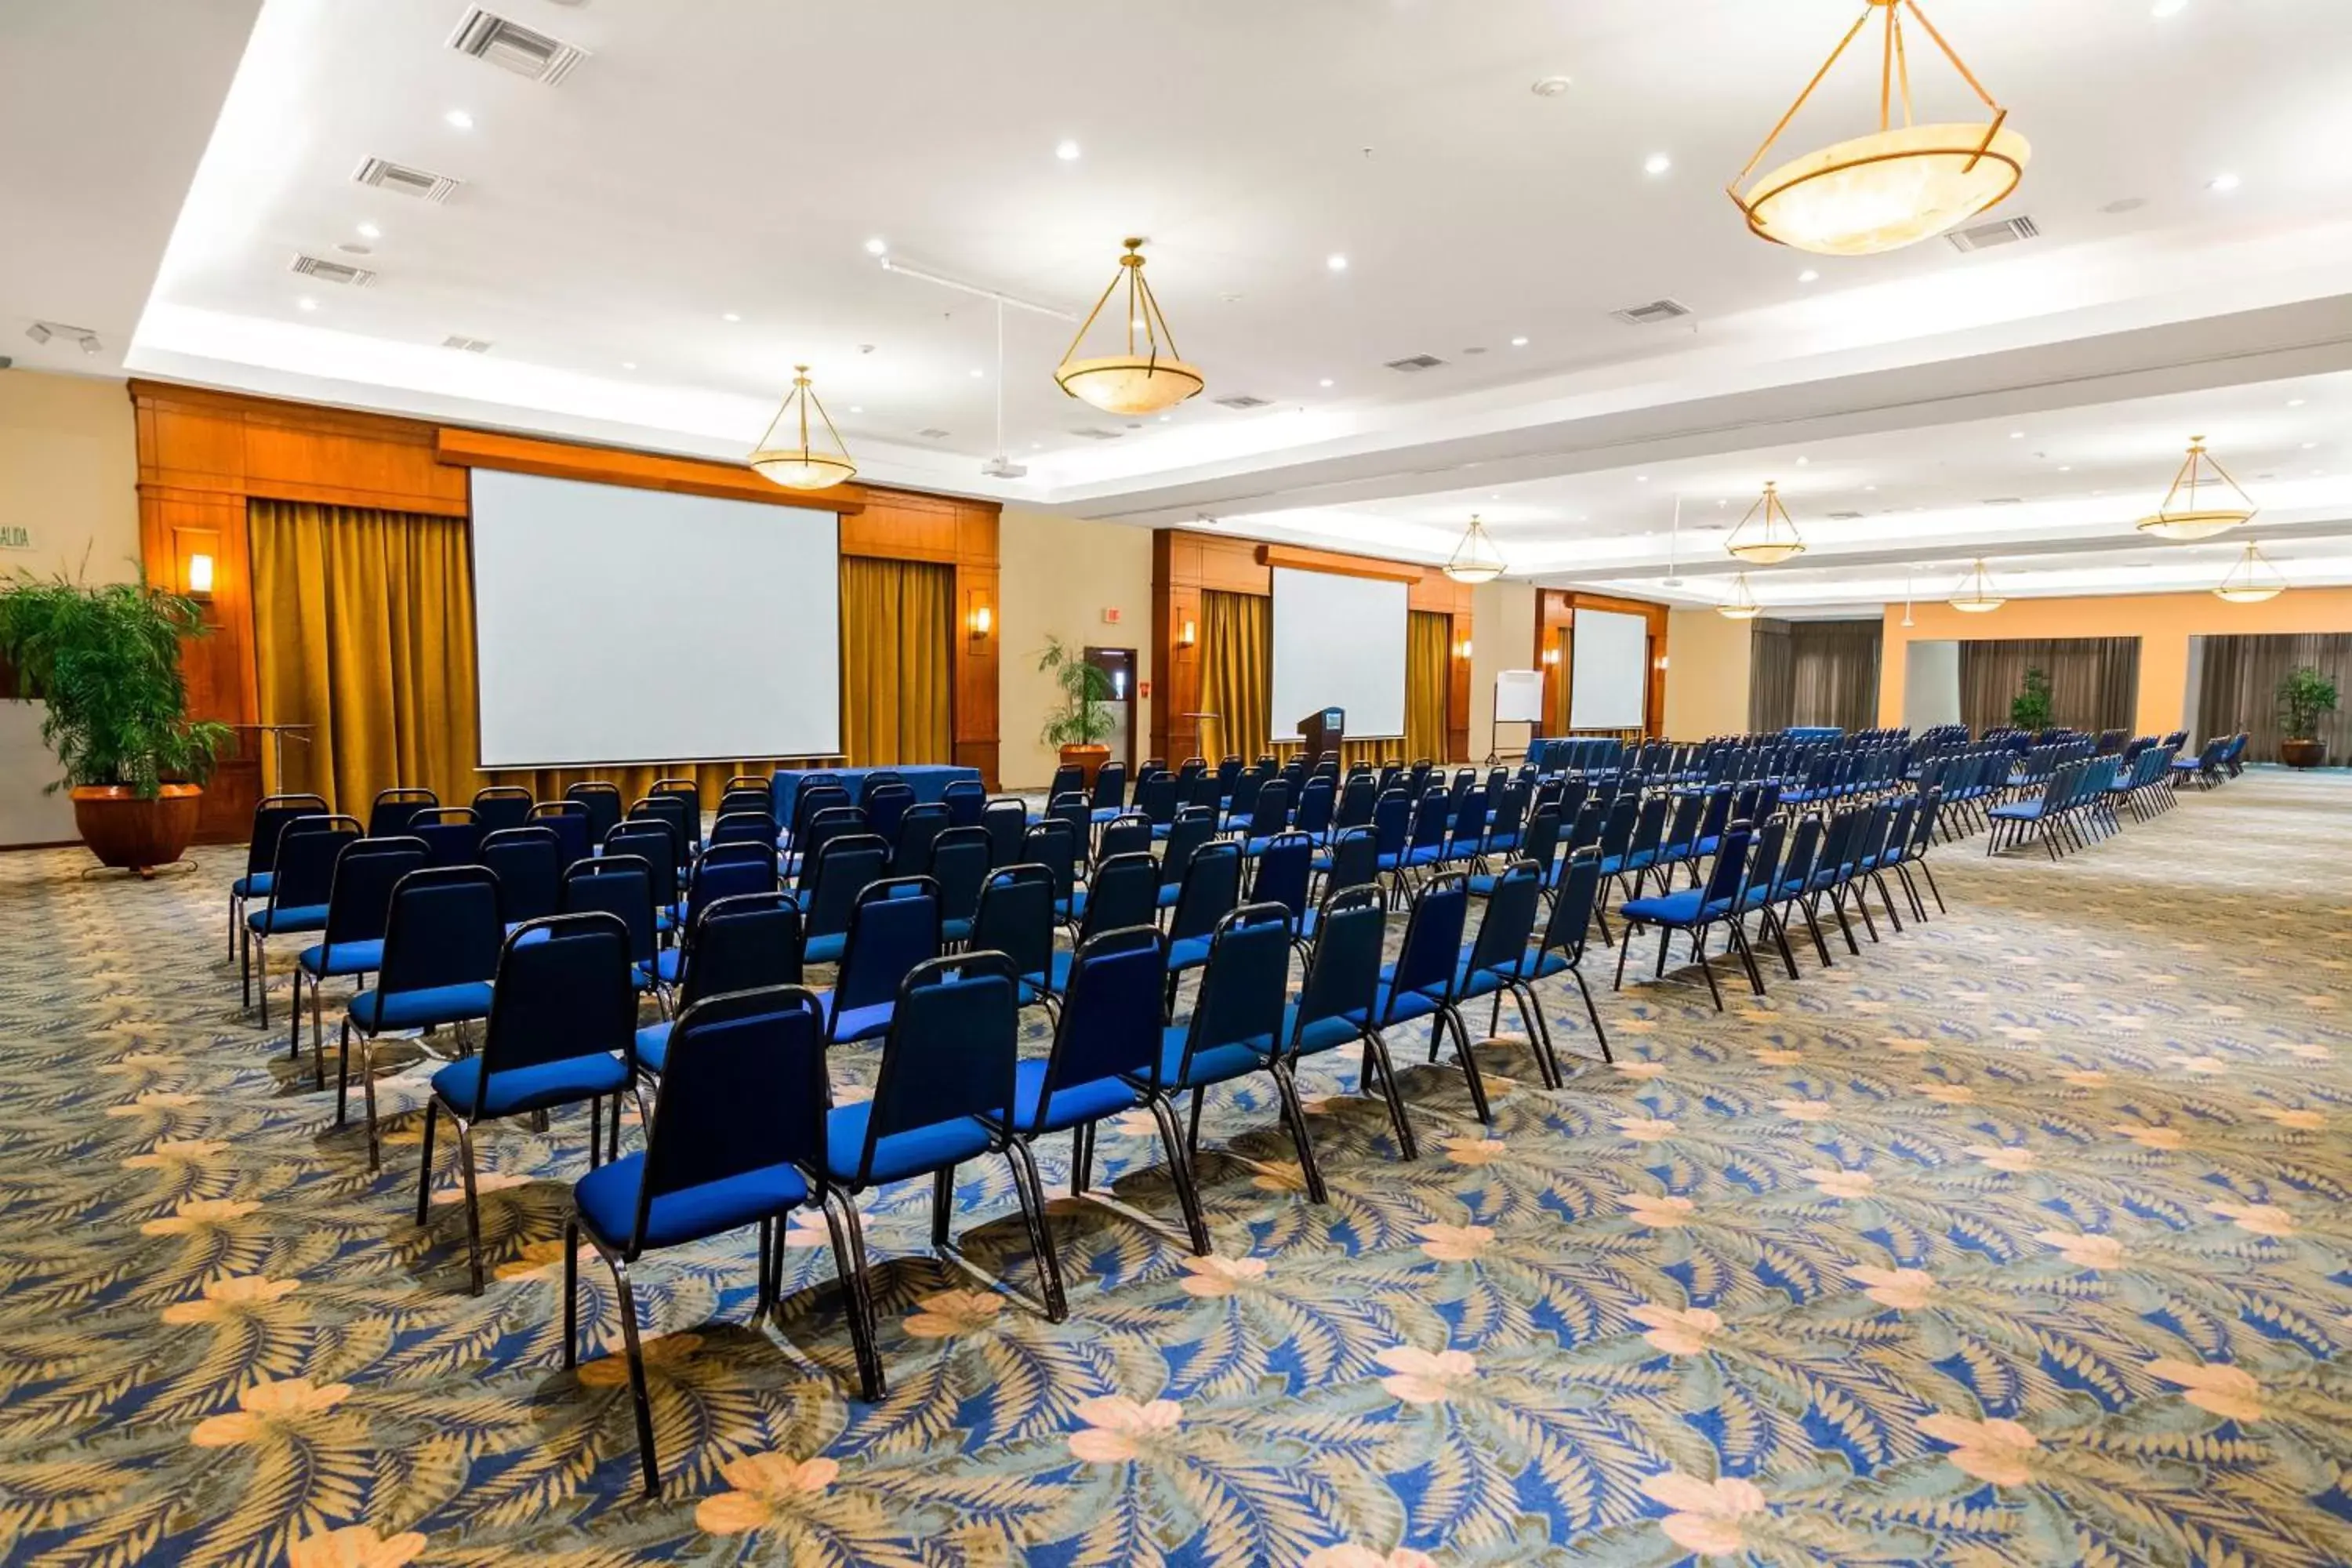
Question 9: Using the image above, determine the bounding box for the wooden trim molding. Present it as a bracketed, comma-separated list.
[435, 427, 867, 514]
[1533, 588, 1671, 737]
[1256, 543, 1425, 585]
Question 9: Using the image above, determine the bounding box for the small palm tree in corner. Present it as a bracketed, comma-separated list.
[1037, 634, 1115, 785]
[2276, 664, 2337, 768]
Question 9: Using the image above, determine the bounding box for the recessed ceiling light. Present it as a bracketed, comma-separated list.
[620, 361, 637, 371]
[2303, 441, 2318, 449]
[1054, 139, 1081, 161]
[1509, 336, 1530, 347]
[863, 237, 887, 256]
[1031, 442, 1043, 450]
[1326, 253, 1349, 272]
[1635, 474, 1650, 483]
[2207, 172, 2241, 193]
[722, 312, 741, 323]
[1795, 456, 1809, 466]
[1159, 414, 1172, 422]
[2287, 397, 2307, 407]
[1643, 153, 1673, 176]
[356, 221, 382, 240]
[1530, 75, 1573, 97]
[969, 368, 984, 379]
[1318, 378, 1334, 388]
[445, 109, 474, 131]
[2151, 0, 2188, 15]
[848, 405, 863, 414]
[296, 296, 318, 312]
[1864, 485, 1877, 492]
[2008, 430, 2024, 439]
[1798, 270, 1820, 283]
[2058, 465, 2072, 472]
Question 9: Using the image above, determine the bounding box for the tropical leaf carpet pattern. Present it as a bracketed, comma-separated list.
[2, 769, 2350, 1566]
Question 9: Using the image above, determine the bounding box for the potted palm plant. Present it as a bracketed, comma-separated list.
[0, 569, 232, 874]
[2277, 664, 2337, 768]
[2009, 666, 2054, 735]
[1037, 634, 1115, 786]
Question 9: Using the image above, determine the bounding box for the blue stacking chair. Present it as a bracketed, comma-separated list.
[245, 815, 361, 1022]
[625, 800, 692, 877]
[1516, 844, 1612, 1065]
[368, 786, 437, 839]
[1047, 762, 1085, 800]
[980, 797, 1028, 867]
[227, 793, 325, 959]
[1374, 876, 1488, 1123]
[798, 833, 890, 965]
[1332, 773, 1377, 837]
[865, 782, 916, 845]
[828, 953, 1066, 1392]
[816, 877, 939, 1047]
[1439, 786, 1488, 869]
[942, 778, 985, 829]
[339, 864, 503, 1169]
[1248, 831, 1318, 948]
[1444, 859, 1559, 1089]
[1280, 887, 1414, 1167]
[646, 847, 782, 994]
[407, 806, 485, 869]
[927, 826, 992, 946]
[604, 819, 684, 938]
[529, 799, 592, 869]
[1134, 773, 1179, 839]
[1315, 825, 1380, 907]
[1155, 808, 1217, 910]
[1163, 840, 1243, 1004]
[1291, 777, 1335, 843]
[292, 836, 429, 1073]
[1087, 762, 1128, 826]
[648, 779, 703, 856]
[470, 786, 533, 834]
[560, 854, 664, 1000]
[1073, 851, 1160, 955]
[1367, 790, 1415, 903]
[1158, 904, 1297, 1236]
[971, 862, 1058, 1014]
[1024, 819, 1083, 927]
[567, 984, 859, 1497]
[1235, 780, 1293, 854]
[1094, 812, 1154, 867]
[1394, 792, 1452, 889]
[890, 802, 951, 878]
[710, 811, 779, 851]
[417, 913, 640, 1294]
[1613, 821, 1757, 1011]
[791, 808, 869, 898]
[1473, 807, 1559, 898]
[565, 782, 622, 847]
[634, 891, 803, 1076]
[482, 826, 561, 928]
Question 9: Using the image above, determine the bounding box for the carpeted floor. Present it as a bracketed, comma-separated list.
[3, 770, 2349, 1566]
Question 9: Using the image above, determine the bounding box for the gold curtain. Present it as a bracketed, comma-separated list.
[1199, 589, 1272, 762]
[1406, 610, 1450, 762]
[249, 500, 866, 817]
[839, 557, 953, 767]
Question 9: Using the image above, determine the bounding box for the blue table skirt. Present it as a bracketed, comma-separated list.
[771, 764, 982, 820]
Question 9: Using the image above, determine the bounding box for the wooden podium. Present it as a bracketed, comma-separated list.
[1297, 706, 1345, 767]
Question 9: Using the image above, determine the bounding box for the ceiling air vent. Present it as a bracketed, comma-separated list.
[446, 7, 589, 84]
[289, 254, 376, 286]
[354, 156, 463, 203]
[916, 427, 951, 440]
[1947, 215, 2039, 253]
[1826, 510, 1865, 521]
[1981, 496, 2025, 506]
[1214, 394, 1272, 410]
[1069, 426, 1124, 441]
[441, 336, 492, 353]
[1384, 354, 1446, 372]
[1610, 298, 1693, 326]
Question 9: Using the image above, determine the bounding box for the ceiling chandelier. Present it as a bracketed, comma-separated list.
[2137, 436, 2256, 542]
[1443, 514, 1506, 584]
[1948, 557, 2005, 613]
[1054, 238, 1204, 416]
[1725, 481, 1807, 564]
[1730, 0, 2029, 256]
[748, 365, 856, 490]
[2212, 540, 2285, 604]
[1717, 573, 1765, 620]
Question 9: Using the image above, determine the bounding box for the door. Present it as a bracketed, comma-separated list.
[1084, 647, 1137, 774]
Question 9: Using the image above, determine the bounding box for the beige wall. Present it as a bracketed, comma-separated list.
[1878, 588, 2352, 739]
[1467, 579, 1537, 762]
[996, 508, 1155, 789]
[2, 371, 140, 845]
[1663, 608, 1754, 739]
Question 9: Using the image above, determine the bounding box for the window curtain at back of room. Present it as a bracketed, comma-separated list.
[1748, 620, 1795, 733]
[839, 557, 953, 768]
[1200, 589, 1272, 762]
[1790, 619, 1882, 731]
[2197, 632, 2352, 761]
[1957, 637, 2140, 733]
[1405, 610, 1450, 762]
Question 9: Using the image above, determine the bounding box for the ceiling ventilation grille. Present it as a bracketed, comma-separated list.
[1069, 426, 1124, 441]
[1610, 298, 1693, 326]
[1826, 510, 1865, 521]
[1384, 354, 1446, 372]
[916, 427, 952, 440]
[354, 156, 463, 203]
[1981, 496, 2025, 506]
[289, 254, 376, 286]
[1214, 394, 1272, 409]
[1947, 214, 2039, 252]
[441, 336, 493, 353]
[446, 7, 589, 84]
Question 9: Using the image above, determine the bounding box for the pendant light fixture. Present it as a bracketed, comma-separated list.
[1725, 481, 1808, 564]
[748, 365, 856, 490]
[2212, 540, 2285, 604]
[1054, 238, 1204, 416]
[1900, 567, 1915, 628]
[1729, 0, 2029, 256]
[1717, 572, 1765, 620]
[1661, 495, 1686, 588]
[2136, 436, 2256, 542]
[1443, 513, 1507, 584]
[1947, 557, 2005, 613]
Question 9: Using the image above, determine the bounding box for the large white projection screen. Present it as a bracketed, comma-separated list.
[470, 469, 841, 768]
[1570, 608, 1650, 729]
[1270, 567, 1408, 739]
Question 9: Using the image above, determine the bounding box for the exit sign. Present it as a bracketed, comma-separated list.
[1102, 607, 1123, 625]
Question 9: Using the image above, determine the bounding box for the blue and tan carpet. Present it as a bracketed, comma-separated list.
[3, 771, 2350, 1566]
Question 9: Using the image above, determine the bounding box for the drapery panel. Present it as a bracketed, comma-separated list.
[1404, 610, 1451, 763]
[1748, 619, 1795, 733]
[1199, 589, 1272, 763]
[2197, 632, 2352, 761]
[1789, 619, 1883, 732]
[1957, 637, 2140, 734]
[838, 557, 953, 768]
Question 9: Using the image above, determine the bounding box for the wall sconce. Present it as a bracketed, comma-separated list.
[1541, 646, 1561, 666]
[967, 604, 993, 641]
[1178, 618, 1197, 648]
[1655, 655, 1670, 671]
[1455, 637, 1473, 659]
[186, 553, 215, 598]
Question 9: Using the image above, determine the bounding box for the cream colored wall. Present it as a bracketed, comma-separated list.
[1468, 580, 1537, 762]
[1, 371, 141, 845]
[996, 508, 1156, 789]
[1662, 608, 1755, 739]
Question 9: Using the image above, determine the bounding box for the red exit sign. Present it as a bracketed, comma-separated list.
[1102, 607, 1123, 625]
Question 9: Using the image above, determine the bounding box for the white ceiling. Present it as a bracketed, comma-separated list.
[11, 0, 2352, 609]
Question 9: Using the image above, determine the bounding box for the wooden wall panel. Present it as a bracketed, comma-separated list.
[130, 380, 1000, 831]
[1530, 588, 1671, 739]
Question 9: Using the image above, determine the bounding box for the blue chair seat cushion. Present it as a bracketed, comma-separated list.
[249, 902, 328, 936]
[635, 1020, 673, 1075]
[1013, 1059, 1144, 1135]
[803, 931, 847, 965]
[1167, 935, 1214, 973]
[941, 916, 974, 946]
[347, 982, 493, 1033]
[297, 938, 384, 978]
[1284, 1003, 1366, 1058]
[815, 991, 895, 1045]
[640, 949, 684, 986]
[1453, 958, 1518, 1001]
[232, 873, 272, 899]
[575, 1152, 811, 1253]
[1156, 1023, 1270, 1091]
[432, 1051, 630, 1120]
[826, 1102, 996, 1186]
[1371, 971, 1444, 1026]
[1989, 800, 2043, 821]
[1155, 883, 1182, 909]
[1621, 889, 1715, 927]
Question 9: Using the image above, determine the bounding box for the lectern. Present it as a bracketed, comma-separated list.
[1298, 706, 1345, 767]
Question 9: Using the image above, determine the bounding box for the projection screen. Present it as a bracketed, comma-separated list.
[1569, 608, 1650, 729]
[470, 468, 840, 768]
[1270, 566, 1408, 739]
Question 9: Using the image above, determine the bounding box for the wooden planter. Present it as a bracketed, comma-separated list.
[71, 784, 203, 876]
[1058, 743, 1112, 788]
[2280, 738, 2325, 769]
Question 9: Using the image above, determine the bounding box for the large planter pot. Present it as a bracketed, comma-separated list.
[2280, 738, 2325, 769]
[1058, 743, 1112, 788]
[71, 784, 203, 876]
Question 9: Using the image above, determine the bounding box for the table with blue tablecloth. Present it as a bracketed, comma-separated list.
[771, 764, 983, 822]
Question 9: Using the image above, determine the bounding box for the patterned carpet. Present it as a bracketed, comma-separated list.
[4, 770, 2350, 1567]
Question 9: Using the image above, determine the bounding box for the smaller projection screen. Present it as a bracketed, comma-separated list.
[1570, 609, 1650, 729]
[1270, 567, 1409, 739]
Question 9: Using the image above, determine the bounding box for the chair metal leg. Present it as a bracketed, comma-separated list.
[820, 1192, 885, 1400]
[336, 1019, 353, 1127]
[1693, 926, 1724, 1011]
[1360, 1029, 1420, 1160]
[1566, 964, 1612, 1062]
[1186, 1084, 1206, 1161]
[1797, 896, 1834, 967]
[1004, 1138, 1069, 1321]
[1147, 1094, 1213, 1255]
[1071, 1121, 1094, 1198]
[1268, 1061, 1329, 1205]
[310, 977, 328, 1089]
[285, 966, 302, 1056]
[604, 1258, 662, 1498]
[361, 1033, 382, 1174]
[1612, 921, 1636, 990]
[1445, 1007, 1494, 1127]
[931, 1166, 954, 1248]
[562, 1217, 581, 1368]
[1507, 980, 1562, 1089]
[455, 1118, 485, 1296]
[589, 1096, 604, 1171]
[1765, 909, 1800, 981]
[1727, 919, 1767, 997]
[414, 1100, 438, 1227]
